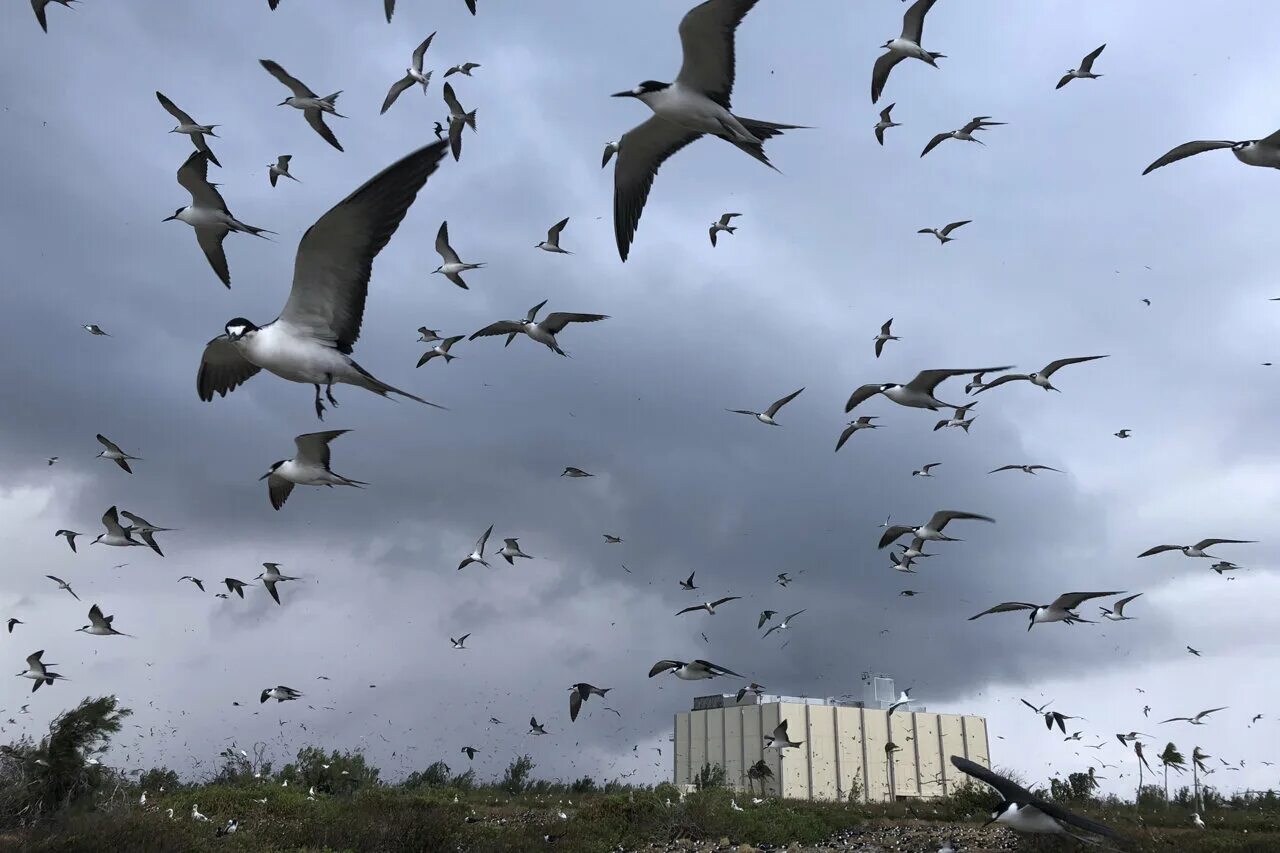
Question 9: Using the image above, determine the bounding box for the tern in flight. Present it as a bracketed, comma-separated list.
[569, 683, 611, 722]
[871, 0, 946, 104]
[969, 591, 1124, 630]
[676, 596, 741, 616]
[874, 318, 900, 357]
[536, 217, 573, 254]
[268, 155, 300, 187]
[155, 91, 221, 167]
[874, 103, 901, 145]
[762, 609, 805, 638]
[17, 651, 66, 693]
[260, 59, 345, 151]
[1056, 44, 1106, 89]
[256, 563, 301, 605]
[95, 434, 141, 474]
[1099, 593, 1142, 621]
[442, 83, 477, 162]
[1143, 126, 1280, 175]
[917, 220, 970, 244]
[920, 118, 1004, 157]
[1137, 538, 1255, 560]
[432, 221, 486, 290]
[1161, 707, 1227, 726]
[470, 300, 608, 356]
[261, 431, 367, 511]
[727, 387, 804, 426]
[709, 213, 741, 247]
[77, 605, 133, 637]
[835, 417, 880, 452]
[381, 32, 436, 115]
[45, 576, 79, 601]
[878, 510, 995, 549]
[649, 658, 743, 680]
[976, 356, 1108, 394]
[950, 756, 1122, 843]
[764, 719, 803, 749]
[458, 525, 494, 571]
[847, 367, 1012, 413]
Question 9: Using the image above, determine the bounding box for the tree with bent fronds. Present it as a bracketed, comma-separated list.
[1159, 742, 1186, 803]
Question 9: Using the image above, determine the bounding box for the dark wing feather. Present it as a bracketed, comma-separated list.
[197, 336, 261, 401]
[675, 0, 762, 109]
[614, 116, 701, 261]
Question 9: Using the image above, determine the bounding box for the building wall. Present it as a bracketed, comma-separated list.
[675, 700, 990, 803]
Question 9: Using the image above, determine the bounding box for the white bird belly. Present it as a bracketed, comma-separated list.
[240, 328, 358, 385]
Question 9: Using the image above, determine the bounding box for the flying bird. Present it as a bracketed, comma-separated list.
[77, 604, 133, 637]
[975, 356, 1109, 394]
[261, 431, 367, 511]
[917, 220, 971, 244]
[256, 563, 300, 605]
[871, 0, 946, 104]
[1056, 44, 1106, 89]
[17, 651, 66, 693]
[442, 83, 477, 161]
[1142, 126, 1280, 175]
[268, 155, 299, 187]
[847, 367, 1012, 412]
[536, 218, 573, 253]
[610, 0, 805, 261]
[874, 319, 899, 357]
[82, 324, 109, 336]
[451, 634, 470, 649]
[197, 142, 448, 419]
[1161, 708, 1227, 726]
[164, 151, 272, 288]
[223, 578, 249, 598]
[1114, 429, 1131, 438]
[470, 300, 608, 356]
[179, 576, 205, 592]
[878, 510, 995, 549]
[912, 462, 941, 478]
[1099, 593, 1142, 621]
[727, 387, 804, 426]
[260, 686, 303, 704]
[460, 746, 479, 760]
[6, 618, 23, 634]
[969, 591, 1124, 630]
[91, 507, 151, 551]
[499, 538, 532, 565]
[874, 103, 901, 144]
[528, 717, 548, 735]
[763, 719, 802, 749]
[988, 465, 1063, 475]
[921, 118, 1005, 157]
[1187, 646, 1201, 657]
[55, 529, 79, 553]
[648, 659, 743, 680]
[458, 525, 494, 570]
[757, 610, 776, 629]
[45, 575, 79, 601]
[95, 434, 141, 474]
[260, 59, 345, 151]
[561, 467, 593, 478]
[835, 417, 879, 452]
[680, 572, 697, 591]
[1137, 539, 1255, 560]
[432, 221, 486, 289]
[933, 403, 976, 432]
[381, 33, 436, 115]
[708, 213, 741, 247]
[676, 596, 741, 616]
[762, 609, 805, 638]
[949, 756, 1122, 842]
[416, 335, 464, 368]
[444, 62, 481, 78]
[568, 683, 611, 722]
[155, 91, 221, 167]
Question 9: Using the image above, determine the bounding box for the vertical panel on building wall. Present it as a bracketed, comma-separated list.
[938, 713, 967, 793]
[705, 708, 726, 782]
[741, 703, 767, 796]
[689, 711, 708, 783]
[760, 702, 784, 797]
[724, 706, 744, 789]
[805, 705, 836, 802]
[834, 707, 863, 802]
[964, 716, 990, 766]
[777, 705, 807, 800]
[892, 712, 920, 796]
[675, 713, 689, 786]
[914, 713, 944, 797]
[861, 708, 892, 802]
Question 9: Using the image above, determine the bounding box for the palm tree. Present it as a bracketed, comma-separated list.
[1159, 742, 1186, 803]
[1192, 747, 1210, 812]
[746, 759, 773, 797]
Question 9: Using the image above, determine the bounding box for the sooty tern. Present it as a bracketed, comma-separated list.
[260, 59, 345, 152]
[261, 430, 367, 511]
[155, 91, 221, 167]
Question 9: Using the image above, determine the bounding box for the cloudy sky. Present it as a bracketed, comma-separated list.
[1, 0, 1278, 795]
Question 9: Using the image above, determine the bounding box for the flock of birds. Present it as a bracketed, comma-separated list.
[11, 0, 1280, 848]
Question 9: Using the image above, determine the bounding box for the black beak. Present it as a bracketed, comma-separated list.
[258, 472, 271, 480]
[277, 100, 289, 106]
[610, 91, 636, 98]
[162, 215, 177, 222]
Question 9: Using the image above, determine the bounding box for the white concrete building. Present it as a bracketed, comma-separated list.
[672, 691, 991, 803]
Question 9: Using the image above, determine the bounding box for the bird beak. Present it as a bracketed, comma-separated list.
[162, 215, 177, 222]
[258, 472, 271, 480]
[610, 90, 636, 99]
[277, 100, 289, 107]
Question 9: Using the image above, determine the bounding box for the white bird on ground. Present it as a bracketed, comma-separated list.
[262, 431, 366, 511]
[458, 525, 493, 571]
[260, 59, 345, 151]
[847, 367, 1012, 413]
[975, 356, 1109, 394]
[381, 32, 436, 115]
[470, 300, 608, 356]
[1192, 813, 1206, 830]
[432, 221, 485, 289]
[969, 591, 1124, 630]
[155, 91, 221, 167]
[1056, 44, 1106, 89]
[708, 212, 741, 247]
[536, 217, 573, 253]
[727, 387, 804, 426]
[191, 804, 209, 822]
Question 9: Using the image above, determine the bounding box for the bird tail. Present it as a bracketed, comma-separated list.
[940, 236, 953, 244]
[233, 221, 275, 238]
[928, 52, 946, 61]
[323, 91, 342, 106]
[728, 117, 807, 171]
[442, 353, 456, 363]
[725, 226, 736, 234]
[350, 363, 448, 410]
[464, 109, 477, 132]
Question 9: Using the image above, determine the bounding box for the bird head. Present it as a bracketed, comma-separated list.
[881, 39, 894, 49]
[162, 207, 184, 222]
[612, 80, 669, 99]
[224, 318, 258, 341]
[259, 690, 271, 704]
[879, 383, 898, 393]
[277, 98, 291, 107]
[259, 461, 285, 480]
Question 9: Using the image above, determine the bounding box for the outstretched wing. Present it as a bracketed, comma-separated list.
[674, 0, 762, 109]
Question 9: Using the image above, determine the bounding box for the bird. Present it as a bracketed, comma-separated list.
[17, 651, 66, 693]
[975, 356, 1109, 394]
[460, 746, 479, 761]
[1116, 731, 1150, 746]
[917, 220, 971, 244]
[381, 33, 436, 115]
[432, 221, 486, 289]
[888, 690, 915, 713]
[680, 572, 698, 591]
[528, 717, 548, 735]
[1114, 429, 1131, 438]
[1210, 561, 1239, 575]
[561, 467, 593, 478]
[1142, 126, 1280, 175]
[912, 462, 941, 478]
[921, 118, 1004, 157]
[499, 538, 532, 565]
[442, 83, 477, 162]
[458, 525, 494, 570]
[197, 142, 449, 419]
[223, 578, 249, 598]
[155, 91, 221, 167]
[899, 589, 920, 597]
[756, 611, 776, 629]
[762, 609, 805, 638]
[215, 819, 239, 838]
[708, 213, 741, 247]
[933, 404, 976, 432]
[76, 604, 133, 637]
[260, 59, 345, 151]
[727, 388, 804, 426]
[191, 804, 209, 822]
[676, 596, 741, 616]
[432, 121, 445, 140]
[569, 683, 611, 722]
[874, 103, 901, 144]
[119, 512, 170, 556]
[871, 0, 946, 104]
[610, 0, 805, 261]
[1192, 813, 1206, 830]
[256, 563, 300, 605]
[470, 300, 608, 356]
[7, 619, 23, 634]
[1041, 710, 1083, 734]
[988, 464, 1064, 475]
[1056, 44, 1106, 89]
[874, 319, 900, 357]
[54, 529, 79, 553]
[775, 573, 792, 587]
[260, 430, 366, 509]
[82, 324, 109, 337]
[536, 218, 573, 253]
[764, 719, 803, 749]
[416, 335, 464, 367]
[95, 434, 141, 474]
[737, 682, 765, 702]
[383, 0, 397, 21]
[969, 591, 1124, 630]
[451, 634, 470, 649]
[178, 576, 205, 592]
[417, 327, 443, 344]
[1100, 593, 1142, 621]
[730, 799, 744, 811]
[1161, 707, 1227, 725]
[890, 552, 920, 573]
[31, 0, 76, 33]
[260, 686, 303, 704]
[268, 155, 299, 187]
[1020, 698, 1053, 715]
[91, 507, 150, 550]
[164, 151, 272, 288]
[45, 575, 79, 601]
[1187, 646, 1202, 656]
[878, 510, 995, 549]
[835, 417, 880, 452]
[603, 534, 624, 544]
[964, 374, 987, 394]
[1137, 539, 1255, 560]
[648, 659, 743, 680]
[847, 367, 1012, 413]
[444, 62, 481, 78]
[950, 756, 1122, 842]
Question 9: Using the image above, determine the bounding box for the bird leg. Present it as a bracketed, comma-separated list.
[313, 384, 326, 420]
[325, 378, 339, 408]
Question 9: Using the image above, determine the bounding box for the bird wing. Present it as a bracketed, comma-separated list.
[195, 227, 231, 288]
[648, 660, 682, 677]
[879, 104, 895, 123]
[294, 430, 348, 468]
[709, 224, 719, 246]
[259, 59, 315, 97]
[1112, 593, 1142, 615]
[919, 132, 949, 157]
[277, 155, 292, 169]
[304, 109, 343, 152]
[263, 580, 281, 605]
[101, 506, 128, 536]
[1079, 43, 1106, 72]
[675, 605, 704, 616]
[834, 423, 859, 452]
[950, 755, 1033, 802]
[569, 689, 582, 722]
[785, 609, 806, 622]
[674, 0, 762, 109]
[877, 525, 915, 549]
[614, 116, 702, 261]
[908, 367, 1012, 396]
[760, 387, 803, 417]
[26, 651, 45, 671]
[1050, 591, 1126, 611]
[381, 75, 415, 114]
[698, 659, 744, 678]
[901, 0, 940, 42]
[870, 51, 905, 104]
[267, 476, 294, 511]
[278, 142, 448, 353]
[1041, 354, 1108, 377]
[712, 596, 741, 607]
[32, 0, 49, 32]
[197, 335, 262, 400]
[1055, 73, 1074, 90]
[470, 320, 524, 341]
[475, 524, 493, 555]
[1194, 538, 1255, 549]
[155, 91, 197, 125]
[940, 220, 971, 236]
[1137, 545, 1180, 557]
[1029, 466, 1063, 473]
[928, 509, 996, 529]
[844, 383, 884, 413]
[546, 217, 569, 243]
[880, 318, 893, 335]
[1142, 140, 1237, 175]
[988, 465, 1018, 473]
[384, 0, 395, 22]
[96, 434, 124, 454]
[1196, 707, 1228, 720]
[719, 212, 741, 226]
[971, 373, 1030, 393]
[435, 221, 467, 266]
[411, 32, 436, 70]
[922, 463, 940, 472]
[968, 602, 1037, 620]
[176, 151, 228, 210]
[1260, 127, 1280, 146]
[540, 313, 610, 334]
[442, 82, 465, 116]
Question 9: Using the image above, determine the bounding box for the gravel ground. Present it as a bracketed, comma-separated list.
[619, 822, 1021, 852]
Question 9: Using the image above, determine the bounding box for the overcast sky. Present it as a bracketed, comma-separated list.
[0, 0, 1277, 796]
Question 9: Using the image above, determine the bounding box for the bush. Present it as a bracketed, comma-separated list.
[500, 755, 534, 795]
